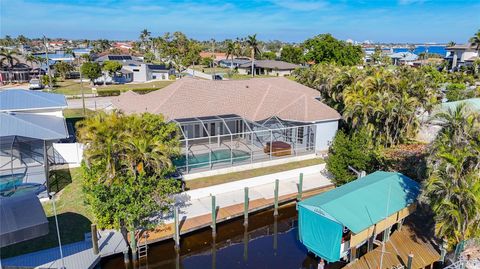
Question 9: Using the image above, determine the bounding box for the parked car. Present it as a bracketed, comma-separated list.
[29, 79, 44, 90]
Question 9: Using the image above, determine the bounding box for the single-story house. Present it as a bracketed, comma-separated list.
[299, 171, 421, 263]
[94, 54, 175, 83]
[388, 52, 419, 66]
[237, 60, 300, 76]
[112, 77, 340, 174]
[200, 51, 227, 61]
[218, 58, 251, 68]
[445, 44, 479, 70]
[0, 90, 68, 247]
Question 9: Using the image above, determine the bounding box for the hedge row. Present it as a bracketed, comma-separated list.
[96, 88, 160, 97]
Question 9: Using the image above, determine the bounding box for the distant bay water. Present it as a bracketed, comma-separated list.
[393, 46, 447, 56]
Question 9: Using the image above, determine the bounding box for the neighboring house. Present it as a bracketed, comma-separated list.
[0, 90, 69, 247]
[218, 57, 250, 68]
[112, 77, 341, 174]
[95, 54, 175, 83]
[388, 51, 419, 65]
[445, 44, 479, 70]
[237, 60, 300, 76]
[200, 51, 228, 62]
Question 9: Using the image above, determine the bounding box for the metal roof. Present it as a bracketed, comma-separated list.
[0, 193, 49, 247]
[239, 60, 300, 70]
[0, 112, 68, 140]
[299, 171, 420, 233]
[0, 90, 67, 112]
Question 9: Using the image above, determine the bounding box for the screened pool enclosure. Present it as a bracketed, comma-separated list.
[173, 114, 317, 173]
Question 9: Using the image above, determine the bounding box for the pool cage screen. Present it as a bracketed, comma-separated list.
[173, 114, 317, 173]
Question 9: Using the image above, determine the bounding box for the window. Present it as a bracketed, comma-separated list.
[133, 69, 139, 72]
[194, 124, 200, 138]
[210, 122, 216, 136]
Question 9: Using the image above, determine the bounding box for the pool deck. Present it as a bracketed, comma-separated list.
[142, 164, 334, 244]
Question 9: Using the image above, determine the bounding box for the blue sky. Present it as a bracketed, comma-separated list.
[1, 0, 479, 43]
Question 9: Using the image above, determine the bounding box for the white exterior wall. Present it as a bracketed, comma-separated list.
[314, 120, 339, 152]
[123, 64, 148, 82]
[52, 143, 84, 166]
[12, 108, 64, 118]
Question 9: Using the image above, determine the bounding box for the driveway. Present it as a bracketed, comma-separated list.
[67, 96, 113, 110]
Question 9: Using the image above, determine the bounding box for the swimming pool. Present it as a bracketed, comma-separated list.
[0, 173, 24, 193]
[173, 149, 250, 169]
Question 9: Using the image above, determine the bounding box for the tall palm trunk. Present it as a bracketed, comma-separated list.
[251, 48, 255, 77]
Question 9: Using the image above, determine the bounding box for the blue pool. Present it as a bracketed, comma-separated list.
[0, 173, 24, 192]
[0, 173, 46, 197]
[173, 149, 250, 169]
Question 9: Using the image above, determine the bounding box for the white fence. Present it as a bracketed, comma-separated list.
[52, 143, 84, 166]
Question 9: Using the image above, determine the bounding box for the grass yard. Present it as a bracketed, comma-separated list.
[0, 168, 95, 259]
[185, 157, 324, 190]
[63, 108, 96, 118]
[48, 79, 174, 96]
[191, 65, 230, 74]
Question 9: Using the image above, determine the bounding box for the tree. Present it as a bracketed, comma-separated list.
[246, 34, 261, 76]
[469, 29, 480, 51]
[225, 40, 236, 69]
[54, 61, 74, 80]
[326, 129, 377, 185]
[81, 61, 102, 85]
[260, 51, 276, 60]
[302, 34, 363, 66]
[25, 54, 38, 68]
[139, 29, 151, 51]
[93, 39, 111, 53]
[155, 32, 201, 71]
[77, 111, 181, 250]
[41, 74, 57, 86]
[445, 83, 473, 101]
[447, 41, 456, 47]
[102, 60, 122, 76]
[0, 49, 21, 82]
[143, 51, 155, 63]
[423, 104, 480, 248]
[280, 45, 303, 64]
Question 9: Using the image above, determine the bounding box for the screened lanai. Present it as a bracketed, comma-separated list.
[172, 114, 317, 173]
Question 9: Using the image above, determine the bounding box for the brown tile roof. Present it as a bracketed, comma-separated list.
[111, 77, 341, 123]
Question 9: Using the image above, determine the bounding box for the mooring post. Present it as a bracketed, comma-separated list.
[407, 252, 414, 269]
[297, 173, 303, 201]
[274, 179, 279, 216]
[273, 215, 278, 255]
[91, 224, 99, 255]
[243, 224, 248, 262]
[130, 230, 137, 262]
[211, 195, 217, 237]
[244, 187, 249, 226]
[123, 249, 130, 267]
[174, 206, 180, 250]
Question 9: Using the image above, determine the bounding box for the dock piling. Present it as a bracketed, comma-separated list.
[211, 195, 217, 237]
[91, 224, 99, 255]
[130, 230, 137, 262]
[297, 173, 303, 201]
[274, 179, 279, 216]
[174, 206, 180, 250]
[244, 187, 249, 226]
[407, 252, 414, 269]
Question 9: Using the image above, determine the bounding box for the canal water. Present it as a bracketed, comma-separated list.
[101, 204, 346, 269]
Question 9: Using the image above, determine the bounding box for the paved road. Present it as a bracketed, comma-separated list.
[67, 96, 113, 110]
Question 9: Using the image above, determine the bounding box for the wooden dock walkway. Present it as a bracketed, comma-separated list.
[346, 225, 440, 269]
[142, 185, 334, 244]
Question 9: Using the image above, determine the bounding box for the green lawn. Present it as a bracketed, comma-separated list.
[63, 108, 95, 118]
[191, 65, 230, 74]
[48, 79, 174, 95]
[0, 168, 95, 259]
[185, 158, 324, 190]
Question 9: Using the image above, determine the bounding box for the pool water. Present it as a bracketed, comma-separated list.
[173, 149, 251, 169]
[101, 205, 345, 269]
[0, 173, 24, 192]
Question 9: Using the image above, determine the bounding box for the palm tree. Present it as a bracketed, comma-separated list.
[447, 41, 456, 47]
[246, 34, 261, 77]
[469, 29, 480, 51]
[225, 40, 235, 70]
[139, 29, 151, 51]
[424, 104, 480, 248]
[25, 54, 38, 68]
[0, 49, 21, 83]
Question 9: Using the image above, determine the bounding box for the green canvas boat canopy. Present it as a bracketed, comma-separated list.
[298, 171, 420, 262]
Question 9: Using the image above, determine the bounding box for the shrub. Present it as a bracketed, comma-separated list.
[445, 83, 471, 101]
[97, 89, 120, 97]
[169, 75, 176, 80]
[326, 129, 377, 185]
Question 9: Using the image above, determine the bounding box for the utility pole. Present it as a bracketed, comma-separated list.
[211, 39, 216, 79]
[43, 36, 52, 90]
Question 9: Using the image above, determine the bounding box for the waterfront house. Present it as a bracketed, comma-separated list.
[112, 77, 340, 175]
[95, 54, 175, 83]
[445, 44, 479, 70]
[237, 60, 300, 76]
[388, 51, 419, 66]
[0, 90, 68, 247]
[298, 171, 421, 263]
